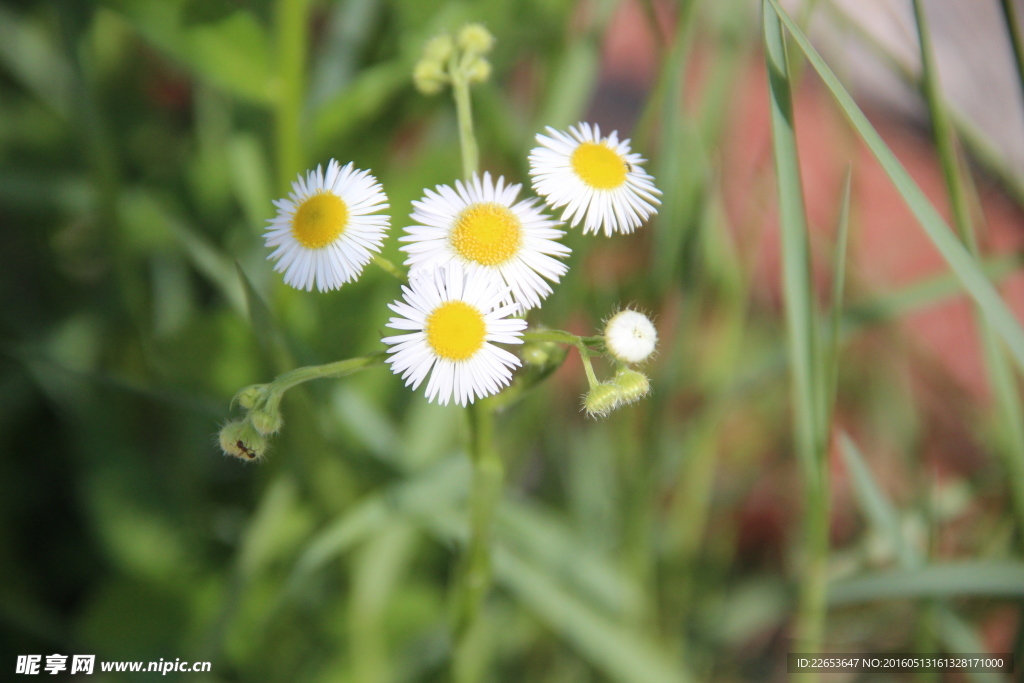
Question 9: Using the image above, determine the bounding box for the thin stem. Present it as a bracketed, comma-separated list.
[452, 401, 502, 682]
[450, 56, 479, 179]
[264, 353, 387, 413]
[449, 45, 490, 682]
[274, 0, 308, 194]
[372, 254, 408, 282]
[1001, 0, 1024, 115]
[577, 346, 601, 388]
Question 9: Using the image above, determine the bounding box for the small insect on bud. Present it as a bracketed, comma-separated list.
[457, 23, 494, 56]
[219, 420, 267, 461]
[413, 59, 447, 95]
[423, 34, 454, 63]
[613, 368, 650, 404]
[583, 383, 621, 419]
[604, 309, 658, 365]
[466, 58, 491, 84]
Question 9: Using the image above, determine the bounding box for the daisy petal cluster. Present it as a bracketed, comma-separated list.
[265, 160, 390, 292]
[529, 122, 661, 237]
[382, 262, 527, 406]
[400, 171, 570, 311]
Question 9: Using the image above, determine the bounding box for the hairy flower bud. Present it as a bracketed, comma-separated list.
[423, 34, 454, 63]
[250, 407, 283, 435]
[521, 340, 560, 367]
[466, 57, 492, 84]
[234, 385, 265, 410]
[583, 383, 620, 419]
[613, 368, 650, 404]
[413, 59, 447, 95]
[219, 420, 267, 461]
[457, 23, 494, 56]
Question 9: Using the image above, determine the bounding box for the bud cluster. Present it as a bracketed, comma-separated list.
[414, 23, 495, 95]
[580, 309, 658, 419]
[218, 383, 284, 461]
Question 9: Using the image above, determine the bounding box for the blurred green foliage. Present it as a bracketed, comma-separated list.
[2, 0, 1024, 681]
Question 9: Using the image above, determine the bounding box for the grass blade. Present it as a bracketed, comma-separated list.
[496, 548, 690, 683]
[828, 562, 1024, 604]
[767, 0, 1024, 374]
[763, 0, 829, 655]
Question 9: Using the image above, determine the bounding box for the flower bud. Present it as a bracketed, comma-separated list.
[521, 340, 560, 367]
[234, 384, 265, 410]
[250, 407, 283, 435]
[423, 34, 454, 63]
[604, 309, 657, 364]
[583, 383, 620, 419]
[466, 57, 491, 84]
[457, 23, 494, 56]
[413, 59, 447, 95]
[219, 420, 267, 461]
[613, 368, 650, 404]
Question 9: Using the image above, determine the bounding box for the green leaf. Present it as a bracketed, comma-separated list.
[496, 549, 691, 683]
[0, 5, 73, 117]
[839, 434, 920, 568]
[284, 457, 470, 595]
[311, 60, 410, 150]
[767, 0, 1024, 374]
[235, 261, 281, 359]
[535, 39, 600, 132]
[828, 562, 1024, 604]
[764, 1, 823, 482]
[826, 170, 851, 408]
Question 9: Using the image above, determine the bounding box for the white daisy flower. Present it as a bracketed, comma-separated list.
[529, 122, 661, 237]
[399, 171, 570, 311]
[382, 263, 527, 406]
[604, 309, 657, 364]
[264, 159, 390, 292]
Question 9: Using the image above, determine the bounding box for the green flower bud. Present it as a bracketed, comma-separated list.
[413, 59, 447, 95]
[457, 23, 494, 56]
[613, 368, 650, 404]
[583, 383, 620, 419]
[466, 57, 491, 84]
[521, 340, 560, 367]
[219, 420, 267, 461]
[423, 34, 454, 62]
[234, 384, 265, 410]
[250, 407, 283, 435]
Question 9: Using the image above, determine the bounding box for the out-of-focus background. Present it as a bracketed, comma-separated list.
[3, 0, 1024, 680]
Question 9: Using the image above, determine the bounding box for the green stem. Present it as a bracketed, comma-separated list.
[450, 56, 479, 179]
[372, 254, 408, 282]
[449, 47, 490, 682]
[577, 346, 601, 389]
[274, 0, 308, 194]
[452, 401, 502, 682]
[264, 353, 386, 413]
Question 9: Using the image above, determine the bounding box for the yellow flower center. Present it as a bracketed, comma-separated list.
[450, 202, 522, 266]
[426, 301, 486, 361]
[292, 192, 348, 249]
[571, 142, 628, 190]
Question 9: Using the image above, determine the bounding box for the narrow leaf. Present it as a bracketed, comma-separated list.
[767, 0, 1024, 374]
